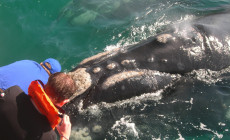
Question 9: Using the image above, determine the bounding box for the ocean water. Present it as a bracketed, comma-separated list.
[1, 0, 230, 139]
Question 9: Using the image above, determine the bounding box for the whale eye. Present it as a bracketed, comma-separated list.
[161, 59, 168, 63]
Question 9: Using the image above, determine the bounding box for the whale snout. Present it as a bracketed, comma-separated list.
[68, 68, 92, 100]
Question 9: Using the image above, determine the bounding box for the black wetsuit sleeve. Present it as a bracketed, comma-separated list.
[0, 86, 57, 140]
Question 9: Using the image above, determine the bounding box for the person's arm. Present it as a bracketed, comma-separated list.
[56, 115, 72, 140]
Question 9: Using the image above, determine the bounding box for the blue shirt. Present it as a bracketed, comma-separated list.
[0, 60, 49, 94]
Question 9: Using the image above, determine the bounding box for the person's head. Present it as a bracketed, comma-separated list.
[40, 58, 62, 75]
[44, 72, 77, 107]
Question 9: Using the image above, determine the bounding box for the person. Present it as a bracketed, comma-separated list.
[0, 58, 61, 94]
[0, 72, 77, 140]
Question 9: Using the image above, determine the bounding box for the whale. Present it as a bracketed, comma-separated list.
[65, 11, 230, 109]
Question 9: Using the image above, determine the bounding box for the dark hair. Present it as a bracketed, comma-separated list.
[46, 72, 77, 103]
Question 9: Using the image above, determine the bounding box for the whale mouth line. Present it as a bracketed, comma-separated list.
[68, 65, 230, 104]
[69, 67, 183, 103]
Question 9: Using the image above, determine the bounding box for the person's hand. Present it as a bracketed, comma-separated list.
[56, 114, 71, 140]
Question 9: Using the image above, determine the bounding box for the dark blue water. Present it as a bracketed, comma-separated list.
[1, 0, 230, 139]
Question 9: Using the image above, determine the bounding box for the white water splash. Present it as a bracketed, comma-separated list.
[176, 128, 185, 140]
[70, 127, 92, 140]
[192, 123, 223, 139]
[110, 116, 139, 139]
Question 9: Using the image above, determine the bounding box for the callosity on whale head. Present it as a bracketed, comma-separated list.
[66, 11, 230, 109]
